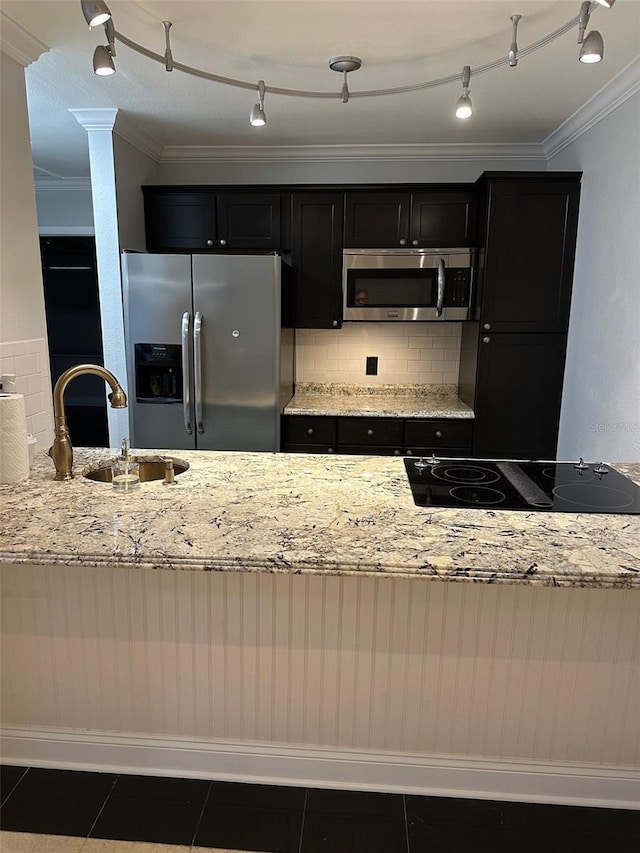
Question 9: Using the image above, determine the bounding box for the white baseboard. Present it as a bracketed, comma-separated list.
[1, 727, 638, 810]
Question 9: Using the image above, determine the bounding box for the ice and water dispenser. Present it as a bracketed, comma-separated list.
[134, 344, 183, 403]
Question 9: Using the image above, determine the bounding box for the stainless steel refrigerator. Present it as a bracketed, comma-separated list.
[121, 252, 294, 451]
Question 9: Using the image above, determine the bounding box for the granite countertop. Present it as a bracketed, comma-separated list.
[1, 448, 638, 589]
[284, 383, 474, 419]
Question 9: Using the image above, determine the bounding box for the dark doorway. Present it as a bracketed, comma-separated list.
[40, 236, 109, 447]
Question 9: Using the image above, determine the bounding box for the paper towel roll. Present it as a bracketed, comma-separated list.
[0, 393, 30, 484]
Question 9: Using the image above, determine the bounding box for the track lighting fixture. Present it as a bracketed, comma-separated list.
[80, 2, 616, 123]
[508, 14, 522, 67]
[328, 56, 362, 104]
[455, 66, 473, 119]
[579, 29, 605, 63]
[577, 1, 604, 64]
[162, 21, 173, 72]
[81, 0, 111, 28]
[93, 44, 115, 76]
[250, 80, 266, 127]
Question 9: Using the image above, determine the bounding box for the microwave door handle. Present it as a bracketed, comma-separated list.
[436, 257, 446, 317]
[194, 311, 204, 434]
[181, 312, 193, 435]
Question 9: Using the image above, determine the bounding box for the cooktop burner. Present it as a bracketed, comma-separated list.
[404, 458, 640, 514]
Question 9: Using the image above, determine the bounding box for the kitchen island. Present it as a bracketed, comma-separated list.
[1, 449, 639, 808]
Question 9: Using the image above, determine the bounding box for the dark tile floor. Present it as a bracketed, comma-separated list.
[1, 764, 639, 852]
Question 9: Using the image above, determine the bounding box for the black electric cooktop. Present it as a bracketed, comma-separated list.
[404, 457, 640, 514]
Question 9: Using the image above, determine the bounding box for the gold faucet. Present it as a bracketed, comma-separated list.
[48, 364, 127, 480]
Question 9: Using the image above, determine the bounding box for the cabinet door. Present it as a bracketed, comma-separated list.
[473, 333, 567, 460]
[344, 193, 411, 247]
[292, 193, 344, 329]
[480, 181, 580, 332]
[410, 192, 476, 248]
[143, 190, 217, 251]
[216, 193, 281, 249]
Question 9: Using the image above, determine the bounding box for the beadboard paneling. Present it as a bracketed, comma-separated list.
[1, 563, 639, 768]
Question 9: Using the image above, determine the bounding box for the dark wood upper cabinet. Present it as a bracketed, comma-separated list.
[142, 188, 282, 251]
[144, 190, 217, 251]
[291, 193, 344, 329]
[344, 193, 410, 247]
[216, 193, 281, 249]
[344, 190, 476, 248]
[410, 192, 476, 247]
[477, 177, 581, 332]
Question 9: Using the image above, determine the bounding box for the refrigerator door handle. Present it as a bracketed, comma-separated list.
[181, 312, 193, 435]
[194, 311, 204, 434]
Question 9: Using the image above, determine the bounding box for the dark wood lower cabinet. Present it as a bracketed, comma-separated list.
[283, 414, 473, 457]
[472, 333, 567, 460]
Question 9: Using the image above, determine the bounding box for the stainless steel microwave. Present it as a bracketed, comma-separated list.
[343, 248, 475, 321]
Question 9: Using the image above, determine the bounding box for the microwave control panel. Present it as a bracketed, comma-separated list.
[445, 268, 472, 306]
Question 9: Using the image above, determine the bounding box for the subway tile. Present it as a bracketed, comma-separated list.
[0, 356, 17, 375]
[25, 393, 43, 418]
[0, 341, 26, 357]
[14, 354, 38, 376]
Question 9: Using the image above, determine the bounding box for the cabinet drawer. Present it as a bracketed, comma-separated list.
[404, 419, 473, 447]
[284, 416, 337, 445]
[337, 417, 403, 447]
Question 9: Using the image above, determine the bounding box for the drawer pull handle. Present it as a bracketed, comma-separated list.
[435, 430, 443, 439]
[307, 428, 314, 436]
[206, 239, 213, 247]
[367, 429, 374, 436]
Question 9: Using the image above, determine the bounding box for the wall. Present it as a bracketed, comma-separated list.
[0, 50, 53, 450]
[35, 179, 94, 235]
[296, 323, 461, 386]
[114, 134, 159, 252]
[158, 154, 545, 186]
[551, 91, 640, 462]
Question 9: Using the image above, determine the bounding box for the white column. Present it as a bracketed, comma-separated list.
[69, 108, 129, 446]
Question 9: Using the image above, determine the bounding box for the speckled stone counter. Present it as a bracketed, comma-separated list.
[0, 448, 638, 588]
[284, 383, 474, 418]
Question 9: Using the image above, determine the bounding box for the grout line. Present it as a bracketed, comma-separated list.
[84, 773, 120, 840]
[403, 793, 411, 853]
[190, 779, 214, 847]
[0, 765, 30, 809]
[298, 787, 309, 853]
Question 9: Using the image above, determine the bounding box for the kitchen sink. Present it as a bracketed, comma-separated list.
[84, 457, 189, 483]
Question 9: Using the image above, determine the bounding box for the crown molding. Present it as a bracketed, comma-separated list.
[0, 11, 48, 67]
[33, 177, 92, 192]
[543, 58, 640, 160]
[112, 113, 164, 162]
[159, 142, 546, 164]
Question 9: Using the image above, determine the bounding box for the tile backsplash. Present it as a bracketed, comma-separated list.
[295, 323, 462, 386]
[0, 338, 54, 454]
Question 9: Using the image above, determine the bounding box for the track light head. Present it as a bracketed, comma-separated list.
[81, 0, 111, 28]
[93, 44, 115, 76]
[594, 0, 615, 7]
[250, 80, 266, 126]
[579, 29, 604, 62]
[455, 66, 473, 119]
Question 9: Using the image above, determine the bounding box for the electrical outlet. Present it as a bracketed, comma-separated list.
[366, 356, 378, 376]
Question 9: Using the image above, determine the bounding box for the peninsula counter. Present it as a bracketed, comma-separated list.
[1, 450, 639, 808]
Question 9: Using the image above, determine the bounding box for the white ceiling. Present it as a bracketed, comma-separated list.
[2, 0, 639, 179]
